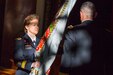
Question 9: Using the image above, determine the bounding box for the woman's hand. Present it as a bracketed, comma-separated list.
[31, 61, 40, 68]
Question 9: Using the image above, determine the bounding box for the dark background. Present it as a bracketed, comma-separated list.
[0, 0, 113, 68]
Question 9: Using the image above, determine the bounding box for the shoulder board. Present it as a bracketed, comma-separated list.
[16, 37, 22, 40]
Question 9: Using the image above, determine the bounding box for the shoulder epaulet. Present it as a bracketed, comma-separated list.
[16, 37, 22, 40]
[67, 25, 76, 30]
[67, 25, 74, 29]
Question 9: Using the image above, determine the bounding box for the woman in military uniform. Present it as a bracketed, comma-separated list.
[14, 14, 40, 75]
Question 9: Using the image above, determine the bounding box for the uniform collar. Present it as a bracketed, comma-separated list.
[82, 20, 93, 25]
[23, 33, 39, 48]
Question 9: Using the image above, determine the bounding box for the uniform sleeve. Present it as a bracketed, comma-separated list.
[14, 38, 25, 61]
[63, 31, 76, 53]
[61, 31, 76, 67]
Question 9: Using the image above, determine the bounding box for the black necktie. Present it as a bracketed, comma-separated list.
[33, 40, 36, 46]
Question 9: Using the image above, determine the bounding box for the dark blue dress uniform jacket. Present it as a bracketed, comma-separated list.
[14, 34, 40, 71]
[60, 20, 113, 75]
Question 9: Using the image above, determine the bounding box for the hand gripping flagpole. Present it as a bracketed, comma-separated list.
[32, 0, 77, 75]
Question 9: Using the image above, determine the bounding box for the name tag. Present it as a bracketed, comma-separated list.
[25, 45, 32, 49]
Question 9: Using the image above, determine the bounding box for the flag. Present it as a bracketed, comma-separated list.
[31, 0, 77, 75]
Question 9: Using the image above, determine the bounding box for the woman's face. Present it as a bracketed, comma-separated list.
[25, 19, 39, 35]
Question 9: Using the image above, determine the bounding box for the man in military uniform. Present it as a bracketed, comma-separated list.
[60, 1, 113, 75]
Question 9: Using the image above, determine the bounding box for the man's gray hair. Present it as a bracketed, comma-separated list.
[80, 1, 96, 17]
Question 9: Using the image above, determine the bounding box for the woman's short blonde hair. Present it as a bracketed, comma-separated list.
[24, 14, 39, 33]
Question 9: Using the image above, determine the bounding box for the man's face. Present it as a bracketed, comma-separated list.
[25, 19, 39, 35]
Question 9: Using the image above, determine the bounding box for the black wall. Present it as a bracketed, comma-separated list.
[0, 0, 6, 65]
